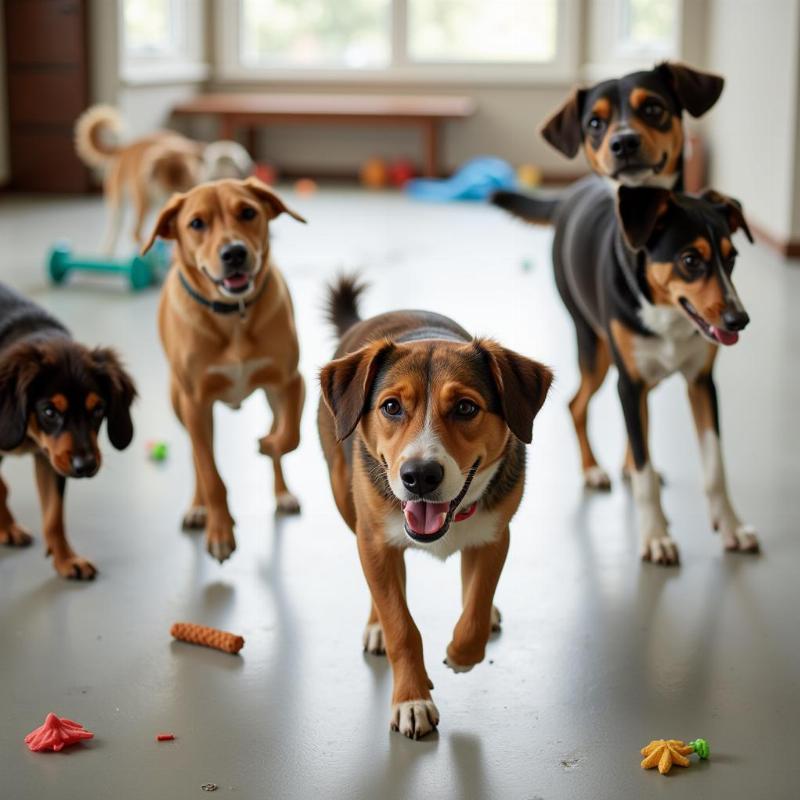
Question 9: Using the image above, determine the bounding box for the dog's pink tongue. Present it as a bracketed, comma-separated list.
[403, 501, 449, 535]
[711, 327, 739, 346]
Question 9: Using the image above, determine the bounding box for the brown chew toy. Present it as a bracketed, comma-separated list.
[170, 622, 244, 654]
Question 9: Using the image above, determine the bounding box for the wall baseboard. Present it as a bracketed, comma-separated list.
[750, 222, 800, 260]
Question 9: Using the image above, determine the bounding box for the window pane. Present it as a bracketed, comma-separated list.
[124, 0, 175, 55]
[620, 0, 676, 51]
[408, 0, 557, 63]
[240, 0, 391, 68]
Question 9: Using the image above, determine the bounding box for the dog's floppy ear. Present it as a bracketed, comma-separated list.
[540, 88, 587, 158]
[658, 62, 724, 118]
[320, 339, 394, 442]
[244, 177, 307, 224]
[701, 189, 754, 244]
[0, 343, 41, 451]
[617, 186, 672, 250]
[476, 340, 553, 444]
[141, 191, 186, 254]
[90, 347, 137, 450]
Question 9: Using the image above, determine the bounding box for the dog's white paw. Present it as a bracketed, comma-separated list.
[362, 622, 385, 655]
[275, 493, 301, 515]
[719, 521, 760, 553]
[584, 465, 611, 491]
[182, 506, 207, 530]
[641, 535, 680, 566]
[390, 699, 439, 740]
[490, 605, 502, 633]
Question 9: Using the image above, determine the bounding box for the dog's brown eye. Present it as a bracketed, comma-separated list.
[381, 399, 402, 418]
[239, 207, 257, 221]
[454, 399, 479, 419]
[92, 401, 106, 417]
[41, 404, 60, 421]
[643, 101, 664, 118]
[681, 250, 704, 274]
[189, 217, 205, 231]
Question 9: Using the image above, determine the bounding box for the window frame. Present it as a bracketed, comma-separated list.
[215, 0, 580, 85]
[613, 0, 681, 60]
[120, 0, 210, 86]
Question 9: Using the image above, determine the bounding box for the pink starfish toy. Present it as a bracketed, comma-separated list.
[25, 713, 94, 752]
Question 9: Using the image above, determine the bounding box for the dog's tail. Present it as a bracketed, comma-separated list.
[490, 189, 561, 225]
[325, 274, 366, 339]
[74, 105, 124, 168]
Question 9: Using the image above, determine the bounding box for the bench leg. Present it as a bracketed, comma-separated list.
[422, 120, 439, 177]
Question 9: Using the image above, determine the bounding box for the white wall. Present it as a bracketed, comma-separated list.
[0, 0, 8, 184]
[705, 0, 800, 242]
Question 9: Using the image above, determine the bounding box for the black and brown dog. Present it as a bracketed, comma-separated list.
[522, 182, 758, 565]
[0, 283, 136, 579]
[318, 278, 552, 738]
[497, 61, 724, 199]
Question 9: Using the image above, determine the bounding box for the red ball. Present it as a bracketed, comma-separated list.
[389, 159, 416, 187]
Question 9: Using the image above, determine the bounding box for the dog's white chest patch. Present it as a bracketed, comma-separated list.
[635, 304, 709, 384]
[382, 508, 501, 561]
[206, 357, 273, 408]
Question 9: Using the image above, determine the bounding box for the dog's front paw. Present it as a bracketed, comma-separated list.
[0, 523, 33, 547]
[641, 535, 680, 566]
[54, 555, 97, 580]
[362, 622, 385, 655]
[584, 465, 612, 491]
[182, 506, 207, 530]
[490, 605, 502, 633]
[390, 699, 439, 740]
[275, 493, 301, 515]
[206, 527, 236, 563]
[718, 521, 760, 553]
[443, 654, 474, 674]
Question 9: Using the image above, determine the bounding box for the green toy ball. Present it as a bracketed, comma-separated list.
[147, 441, 168, 462]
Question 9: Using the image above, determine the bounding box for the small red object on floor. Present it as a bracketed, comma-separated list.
[156, 733, 175, 742]
[25, 713, 94, 752]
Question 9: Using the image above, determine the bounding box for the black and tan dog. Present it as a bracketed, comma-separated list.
[0, 283, 136, 579]
[530, 181, 758, 564]
[493, 61, 724, 223]
[318, 278, 552, 738]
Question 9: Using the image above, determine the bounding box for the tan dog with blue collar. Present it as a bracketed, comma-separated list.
[143, 178, 306, 563]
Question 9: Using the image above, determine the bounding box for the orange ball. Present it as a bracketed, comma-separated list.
[294, 178, 318, 196]
[360, 158, 388, 189]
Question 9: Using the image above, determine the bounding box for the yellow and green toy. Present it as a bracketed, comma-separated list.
[640, 738, 709, 775]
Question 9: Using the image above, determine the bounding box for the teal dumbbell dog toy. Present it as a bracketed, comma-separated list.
[47, 240, 172, 291]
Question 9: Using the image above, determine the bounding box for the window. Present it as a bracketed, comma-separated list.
[120, 0, 209, 85]
[123, 0, 181, 57]
[407, 0, 557, 64]
[221, 0, 576, 82]
[616, 0, 678, 58]
[240, 0, 391, 68]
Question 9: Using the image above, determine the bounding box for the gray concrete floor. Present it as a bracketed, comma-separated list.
[1, 188, 799, 799]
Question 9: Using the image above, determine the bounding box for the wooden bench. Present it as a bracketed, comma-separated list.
[172, 93, 477, 178]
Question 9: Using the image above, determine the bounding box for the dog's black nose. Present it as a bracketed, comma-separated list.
[220, 243, 248, 270]
[71, 453, 97, 477]
[610, 131, 641, 158]
[401, 459, 444, 495]
[722, 308, 750, 331]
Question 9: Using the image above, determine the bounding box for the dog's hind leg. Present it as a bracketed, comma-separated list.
[445, 527, 510, 673]
[569, 332, 612, 490]
[260, 373, 305, 514]
[687, 369, 759, 553]
[0, 462, 33, 547]
[102, 169, 125, 257]
[34, 454, 96, 579]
